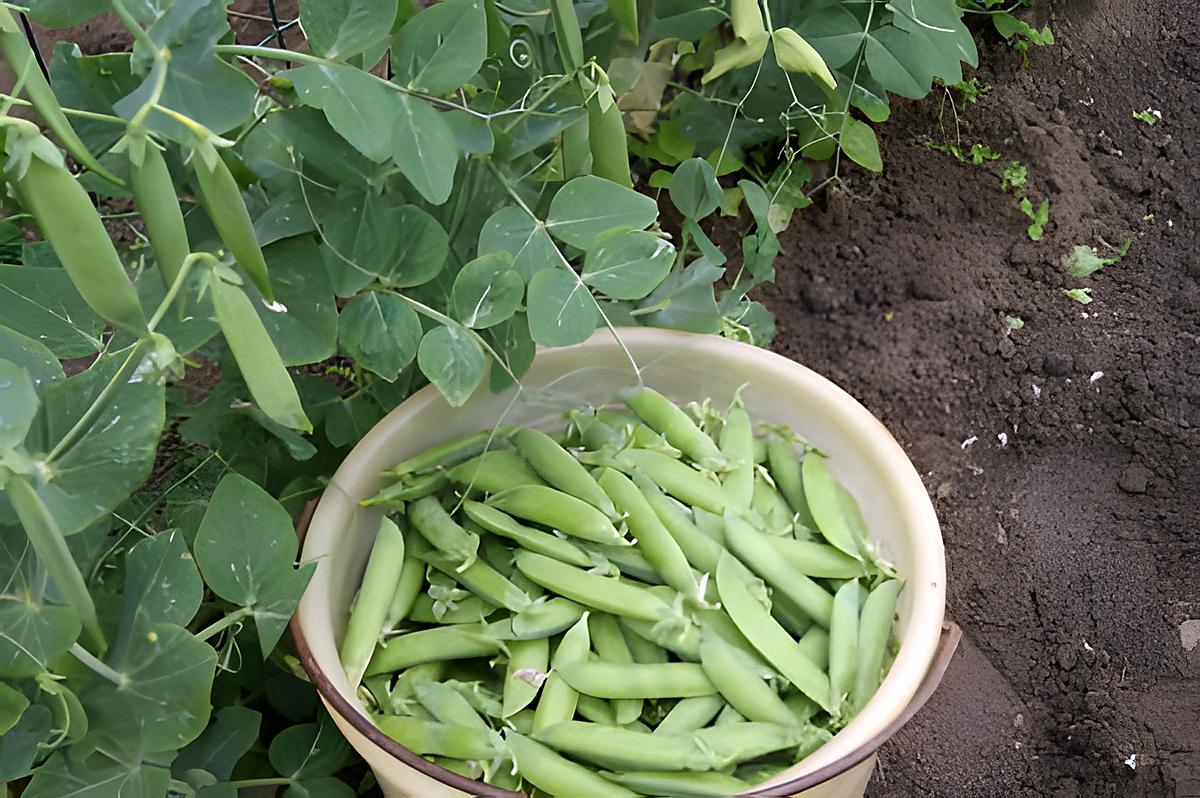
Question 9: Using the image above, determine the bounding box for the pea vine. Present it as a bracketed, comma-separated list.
[0, 0, 994, 793]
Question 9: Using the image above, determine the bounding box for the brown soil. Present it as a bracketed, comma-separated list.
[762, 1, 1199, 795]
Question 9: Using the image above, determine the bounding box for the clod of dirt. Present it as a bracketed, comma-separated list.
[1117, 463, 1150, 494]
[1180, 621, 1200, 653]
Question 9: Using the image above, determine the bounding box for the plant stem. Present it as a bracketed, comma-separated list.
[149, 252, 215, 330]
[45, 339, 150, 464]
[69, 643, 124, 685]
[226, 778, 293, 788]
[195, 605, 254, 640]
[110, 0, 159, 52]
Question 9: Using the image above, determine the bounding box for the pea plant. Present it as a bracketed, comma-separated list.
[0, 0, 986, 793]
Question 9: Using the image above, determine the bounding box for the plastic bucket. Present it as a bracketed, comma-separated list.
[292, 328, 959, 797]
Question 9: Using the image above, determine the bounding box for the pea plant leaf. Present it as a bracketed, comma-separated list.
[640, 258, 725, 334]
[0, 360, 38, 450]
[22, 0, 110, 28]
[545, 176, 659, 249]
[526, 269, 599, 347]
[338, 292, 422, 381]
[32, 350, 166, 537]
[478, 206, 558, 282]
[418, 325, 487, 407]
[0, 597, 81, 679]
[581, 232, 676, 301]
[78, 622, 216, 755]
[173, 706, 262, 782]
[392, 94, 459, 205]
[267, 712, 355, 781]
[118, 529, 203, 631]
[283, 64, 398, 164]
[194, 473, 315, 655]
[486, 314, 536, 391]
[301, 0, 400, 62]
[0, 265, 104, 359]
[248, 238, 338, 367]
[0, 701, 51, 781]
[391, 0, 488, 96]
[22, 752, 171, 798]
[839, 117, 882, 172]
[669, 157, 723, 219]
[0, 325, 64, 396]
[451, 252, 524, 328]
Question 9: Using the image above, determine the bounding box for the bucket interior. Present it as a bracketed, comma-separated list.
[297, 329, 945, 793]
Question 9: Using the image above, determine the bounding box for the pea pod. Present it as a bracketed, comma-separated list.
[502, 638, 550, 718]
[693, 721, 819, 769]
[191, 139, 274, 302]
[446, 449, 544, 494]
[765, 436, 818, 529]
[365, 627, 504, 676]
[462, 500, 592, 568]
[723, 513, 834, 628]
[586, 78, 632, 188]
[802, 453, 865, 561]
[610, 448, 728, 514]
[575, 692, 617, 725]
[601, 770, 752, 797]
[407, 495, 479, 568]
[796, 625, 830, 671]
[598, 469, 698, 600]
[534, 721, 717, 772]
[715, 552, 833, 713]
[618, 387, 726, 469]
[413, 681, 491, 732]
[505, 731, 638, 798]
[0, 10, 121, 184]
[384, 428, 516, 478]
[375, 715, 504, 760]
[532, 612, 590, 732]
[383, 548, 426, 631]
[361, 471, 448, 507]
[209, 271, 311, 432]
[7, 125, 148, 338]
[751, 472, 795, 534]
[129, 137, 190, 288]
[634, 472, 723, 574]
[514, 427, 617, 517]
[718, 406, 755, 511]
[340, 516, 405, 686]
[409, 593, 495, 624]
[850, 578, 903, 714]
[415, 546, 532, 613]
[828, 580, 861, 716]
[651, 695, 725, 735]
[767, 536, 867, 579]
[587, 614, 642, 725]
[487, 485, 624, 545]
[510, 597, 587, 640]
[698, 625, 795, 726]
[514, 551, 672, 623]
[557, 662, 716, 699]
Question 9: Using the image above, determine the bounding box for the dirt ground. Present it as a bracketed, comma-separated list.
[762, 0, 1199, 795]
[26, 0, 1198, 795]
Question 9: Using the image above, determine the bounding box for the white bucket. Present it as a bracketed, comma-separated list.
[293, 328, 955, 797]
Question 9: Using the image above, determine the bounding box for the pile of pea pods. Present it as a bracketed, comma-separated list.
[341, 387, 903, 797]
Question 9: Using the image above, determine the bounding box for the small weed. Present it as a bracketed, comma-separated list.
[1062, 287, 1093, 304]
[1001, 161, 1027, 191]
[1005, 315, 1025, 330]
[1132, 108, 1162, 125]
[949, 77, 990, 104]
[1061, 237, 1133, 277]
[1019, 197, 1050, 241]
[924, 140, 1002, 164]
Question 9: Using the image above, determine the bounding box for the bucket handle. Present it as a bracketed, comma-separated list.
[741, 619, 963, 796]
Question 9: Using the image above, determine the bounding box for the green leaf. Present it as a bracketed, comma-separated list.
[839, 117, 882, 172]
[338, 292, 422, 381]
[444, 108, 495, 155]
[23, 751, 171, 798]
[890, 0, 977, 67]
[323, 195, 449, 293]
[255, 193, 318, 247]
[418, 325, 486, 407]
[864, 25, 954, 100]
[0, 265, 104, 359]
[0, 324, 64, 395]
[243, 107, 376, 189]
[640, 258, 724, 334]
[174, 706, 262, 782]
[284, 64, 397, 163]
[392, 0, 487, 95]
[119, 529, 203, 630]
[581, 231, 675, 301]
[268, 713, 355, 780]
[451, 252, 524, 328]
[669, 158, 723, 219]
[32, 351, 165, 537]
[0, 702, 50, 781]
[1062, 239, 1130, 278]
[325, 392, 385, 448]
[302, 0, 400, 61]
[526, 269, 599, 347]
[1062, 287, 1092, 305]
[250, 238, 338, 366]
[80, 622, 216, 754]
[487, 314, 536, 391]
[545, 176, 658, 249]
[393, 95, 459, 204]
[23, 0, 109, 27]
[48, 47, 139, 157]
[478, 206, 558, 282]
[702, 31, 770, 85]
[0, 360, 38, 450]
[193, 473, 315, 654]
[0, 678, 29, 735]
[0, 581, 81, 679]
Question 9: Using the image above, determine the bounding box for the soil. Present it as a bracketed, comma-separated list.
[760, 0, 1200, 795]
[22, 0, 1198, 795]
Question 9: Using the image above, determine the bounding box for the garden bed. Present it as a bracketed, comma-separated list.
[760, 0, 1198, 794]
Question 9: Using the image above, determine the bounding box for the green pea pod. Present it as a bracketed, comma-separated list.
[7, 475, 104, 651]
[413, 681, 491, 732]
[129, 137, 190, 288]
[383, 428, 516, 479]
[361, 472, 448, 507]
[8, 130, 148, 338]
[718, 406, 755, 511]
[209, 271, 311, 432]
[462, 500, 592, 568]
[511, 597, 587, 640]
[765, 436, 818, 529]
[446, 449, 545, 494]
[383, 549, 426, 631]
[532, 612, 590, 732]
[407, 495, 480, 568]
[340, 516, 405, 687]
[598, 468, 698, 600]
[588, 614, 642, 725]
[850, 578, 904, 714]
[515, 427, 618, 518]
[505, 731, 639, 798]
[535, 720, 718, 772]
[771, 28, 837, 91]
[634, 473, 723, 575]
[828, 580, 861, 716]
[618, 387, 726, 469]
[365, 626, 505, 676]
[802, 453, 865, 561]
[767, 536, 866, 579]
[502, 638, 550, 718]
[375, 716, 504, 760]
[486, 485, 624, 545]
[691, 722, 816, 769]
[557, 662, 716, 699]
[698, 625, 794, 726]
[550, 0, 585, 72]
[513, 551, 672, 623]
[0, 9, 122, 185]
[651, 695, 725, 735]
[408, 593, 495, 624]
[796, 625, 830, 670]
[192, 140, 274, 302]
[602, 770, 752, 797]
[415, 546, 533, 613]
[586, 81, 632, 188]
[723, 513, 834, 628]
[611, 448, 728, 514]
